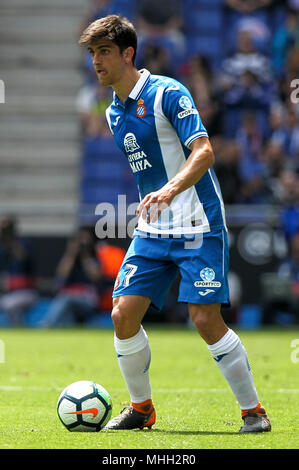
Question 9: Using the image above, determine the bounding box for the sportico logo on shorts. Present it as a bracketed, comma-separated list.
[200, 267, 215, 281]
[194, 267, 221, 288]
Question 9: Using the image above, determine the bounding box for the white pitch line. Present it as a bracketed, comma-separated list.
[0, 385, 299, 393]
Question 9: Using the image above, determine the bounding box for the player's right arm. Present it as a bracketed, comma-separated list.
[136, 82, 214, 223]
[136, 137, 214, 223]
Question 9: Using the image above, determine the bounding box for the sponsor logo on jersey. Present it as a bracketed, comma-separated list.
[178, 109, 199, 119]
[178, 96, 198, 119]
[136, 98, 146, 118]
[124, 132, 140, 153]
[124, 132, 152, 173]
[194, 267, 222, 288]
[179, 95, 193, 110]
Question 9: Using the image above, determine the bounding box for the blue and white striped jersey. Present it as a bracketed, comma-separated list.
[105, 69, 227, 235]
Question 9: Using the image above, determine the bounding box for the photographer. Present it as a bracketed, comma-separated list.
[40, 226, 102, 327]
[0, 216, 38, 325]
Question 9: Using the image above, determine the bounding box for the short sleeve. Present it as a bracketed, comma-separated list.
[161, 83, 208, 148]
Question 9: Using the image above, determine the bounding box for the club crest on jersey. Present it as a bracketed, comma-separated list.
[124, 132, 140, 153]
[136, 99, 146, 118]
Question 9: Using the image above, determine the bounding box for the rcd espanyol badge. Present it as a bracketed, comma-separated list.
[136, 99, 146, 118]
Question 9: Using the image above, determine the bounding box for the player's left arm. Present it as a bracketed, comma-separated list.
[136, 136, 214, 223]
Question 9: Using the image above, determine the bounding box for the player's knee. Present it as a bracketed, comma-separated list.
[111, 299, 135, 336]
[111, 303, 126, 329]
[191, 310, 211, 335]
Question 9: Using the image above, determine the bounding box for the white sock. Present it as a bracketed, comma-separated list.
[207, 329, 259, 410]
[114, 326, 152, 404]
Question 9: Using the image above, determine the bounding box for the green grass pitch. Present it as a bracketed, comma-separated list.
[0, 326, 298, 449]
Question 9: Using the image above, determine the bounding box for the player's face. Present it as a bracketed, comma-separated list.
[88, 39, 127, 87]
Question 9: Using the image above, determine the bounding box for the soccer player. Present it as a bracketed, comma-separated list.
[79, 15, 271, 433]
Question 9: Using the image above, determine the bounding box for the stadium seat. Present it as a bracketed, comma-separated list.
[81, 184, 121, 205]
[184, 9, 222, 33]
[186, 35, 223, 70]
[184, 0, 223, 6]
[238, 304, 262, 329]
[24, 299, 52, 327]
[182, 0, 223, 67]
[0, 310, 11, 327]
[82, 136, 123, 162]
[110, 0, 137, 20]
[86, 312, 113, 328]
[81, 160, 126, 181]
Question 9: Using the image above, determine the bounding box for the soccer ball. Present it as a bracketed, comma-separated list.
[57, 380, 112, 432]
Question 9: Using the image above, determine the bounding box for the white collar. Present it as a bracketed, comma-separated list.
[128, 68, 150, 100]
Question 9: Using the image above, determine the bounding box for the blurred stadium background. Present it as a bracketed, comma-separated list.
[0, 0, 298, 329]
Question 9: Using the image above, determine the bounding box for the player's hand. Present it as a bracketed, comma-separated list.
[136, 188, 175, 223]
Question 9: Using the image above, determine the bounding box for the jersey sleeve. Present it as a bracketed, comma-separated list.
[161, 83, 208, 148]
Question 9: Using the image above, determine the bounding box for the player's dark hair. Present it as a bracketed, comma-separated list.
[79, 15, 137, 65]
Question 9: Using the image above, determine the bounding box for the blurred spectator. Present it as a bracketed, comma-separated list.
[285, 104, 299, 163]
[263, 140, 287, 180]
[136, 0, 185, 71]
[269, 102, 299, 166]
[79, 1, 113, 79]
[0, 216, 38, 325]
[96, 242, 125, 312]
[278, 169, 299, 241]
[80, 0, 112, 32]
[182, 55, 213, 104]
[213, 138, 243, 204]
[236, 112, 265, 179]
[180, 56, 223, 137]
[262, 230, 299, 324]
[286, 45, 299, 81]
[222, 70, 273, 109]
[271, 8, 299, 78]
[278, 168, 299, 204]
[225, 0, 273, 14]
[288, 0, 299, 9]
[137, 0, 182, 37]
[235, 113, 274, 203]
[219, 30, 274, 137]
[269, 101, 287, 142]
[141, 44, 174, 78]
[221, 69, 275, 137]
[221, 30, 273, 86]
[222, 270, 243, 324]
[76, 81, 112, 137]
[224, 0, 273, 55]
[40, 227, 102, 327]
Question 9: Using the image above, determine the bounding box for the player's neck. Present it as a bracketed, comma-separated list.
[112, 67, 141, 103]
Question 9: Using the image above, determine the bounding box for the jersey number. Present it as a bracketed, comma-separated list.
[123, 263, 138, 287]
